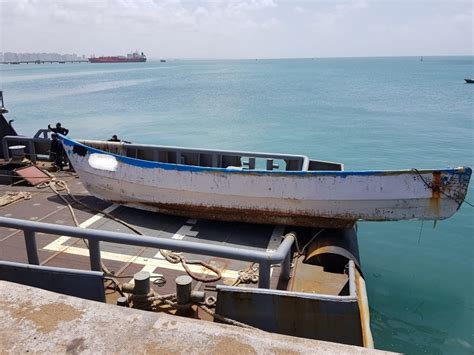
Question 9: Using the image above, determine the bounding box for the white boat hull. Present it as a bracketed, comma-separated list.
[62, 137, 471, 228]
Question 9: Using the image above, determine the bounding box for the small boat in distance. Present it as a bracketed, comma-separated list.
[89, 51, 146, 63]
[60, 135, 472, 228]
[464, 79, 474, 83]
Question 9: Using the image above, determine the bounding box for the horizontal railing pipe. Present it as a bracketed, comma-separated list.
[0, 216, 295, 276]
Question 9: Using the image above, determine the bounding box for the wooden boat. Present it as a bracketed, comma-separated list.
[465, 79, 474, 84]
[60, 135, 471, 228]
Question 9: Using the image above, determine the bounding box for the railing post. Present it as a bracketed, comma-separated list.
[258, 262, 271, 289]
[23, 230, 39, 265]
[280, 249, 292, 281]
[88, 239, 102, 272]
[28, 140, 36, 163]
[2, 138, 10, 160]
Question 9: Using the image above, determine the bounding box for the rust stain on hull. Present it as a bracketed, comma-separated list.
[432, 172, 441, 199]
[113, 200, 356, 229]
[429, 172, 441, 217]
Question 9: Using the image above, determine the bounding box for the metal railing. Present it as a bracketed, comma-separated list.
[2, 134, 51, 162]
[0, 216, 295, 289]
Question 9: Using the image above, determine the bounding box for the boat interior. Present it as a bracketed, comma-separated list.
[1, 127, 343, 172]
[77, 139, 344, 172]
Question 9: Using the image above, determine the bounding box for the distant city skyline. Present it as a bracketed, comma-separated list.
[0, 52, 86, 62]
[0, 0, 472, 59]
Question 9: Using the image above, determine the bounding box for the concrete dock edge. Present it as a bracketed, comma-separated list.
[0, 281, 395, 354]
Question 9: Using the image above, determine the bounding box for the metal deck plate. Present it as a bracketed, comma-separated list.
[15, 165, 51, 186]
[0, 175, 283, 300]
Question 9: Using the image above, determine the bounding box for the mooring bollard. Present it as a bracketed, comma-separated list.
[134, 271, 151, 295]
[116, 296, 129, 307]
[176, 275, 192, 306]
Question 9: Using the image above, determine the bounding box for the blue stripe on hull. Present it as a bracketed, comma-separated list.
[60, 135, 472, 180]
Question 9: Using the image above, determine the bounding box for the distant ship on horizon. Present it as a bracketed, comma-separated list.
[89, 51, 146, 63]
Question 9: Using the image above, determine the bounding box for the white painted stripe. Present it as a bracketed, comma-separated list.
[43, 236, 72, 253]
[42, 243, 238, 279]
[43, 204, 120, 250]
[129, 264, 158, 284]
[41, 206, 237, 282]
[140, 264, 158, 273]
[172, 225, 199, 240]
[154, 252, 165, 260]
[79, 204, 120, 228]
[154, 220, 198, 257]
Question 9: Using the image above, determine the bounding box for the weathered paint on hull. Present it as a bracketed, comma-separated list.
[62, 137, 472, 228]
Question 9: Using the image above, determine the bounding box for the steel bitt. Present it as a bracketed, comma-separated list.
[134, 271, 151, 295]
[176, 275, 192, 305]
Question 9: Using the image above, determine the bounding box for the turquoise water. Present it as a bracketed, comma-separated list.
[1, 57, 473, 354]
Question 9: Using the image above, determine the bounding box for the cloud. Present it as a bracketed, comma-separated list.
[261, 17, 280, 29]
[1, 0, 278, 28]
[334, 0, 369, 12]
[227, 0, 277, 13]
[311, 0, 371, 29]
[0, 0, 472, 58]
[294, 6, 305, 14]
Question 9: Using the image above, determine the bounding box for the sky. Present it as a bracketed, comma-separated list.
[0, 0, 472, 59]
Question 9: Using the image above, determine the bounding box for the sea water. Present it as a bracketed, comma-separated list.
[1, 57, 473, 354]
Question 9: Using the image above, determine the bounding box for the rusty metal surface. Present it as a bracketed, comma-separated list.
[215, 285, 364, 346]
[289, 256, 348, 295]
[305, 227, 362, 274]
[14, 165, 51, 186]
[121, 200, 356, 229]
[355, 268, 374, 348]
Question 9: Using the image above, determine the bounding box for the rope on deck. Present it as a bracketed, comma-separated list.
[36, 174, 222, 285]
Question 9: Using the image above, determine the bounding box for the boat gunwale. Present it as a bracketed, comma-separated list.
[77, 139, 311, 162]
[61, 135, 472, 178]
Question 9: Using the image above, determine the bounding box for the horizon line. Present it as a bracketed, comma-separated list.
[148, 54, 474, 61]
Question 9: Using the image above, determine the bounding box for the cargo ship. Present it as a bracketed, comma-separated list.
[89, 51, 146, 63]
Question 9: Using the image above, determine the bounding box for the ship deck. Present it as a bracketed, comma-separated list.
[0, 164, 344, 308]
[0, 161, 373, 349]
